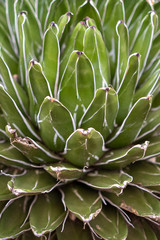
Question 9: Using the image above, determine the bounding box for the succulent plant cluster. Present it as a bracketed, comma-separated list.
[0, 0, 160, 239]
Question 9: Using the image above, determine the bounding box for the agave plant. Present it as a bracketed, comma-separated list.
[0, 0, 160, 239]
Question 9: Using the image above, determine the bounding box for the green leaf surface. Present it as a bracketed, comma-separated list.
[42, 23, 60, 94]
[79, 87, 118, 140]
[90, 205, 128, 240]
[0, 197, 30, 239]
[83, 26, 110, 88]
[38, 97, 75, 152]
[96, 142, 148, 169]
[30, 191, 66, 236]
[8, 169, 57, 196]
[104, 186, 160, 222]
[0, 114, 8, 140]
[45, 162, 84, 181]
[0, 174, 15, 200]
[80, 170, 132, 194]
[0, 85, 40, 141]
[117, 53, 140, 125]
[142, 136, 160, 160]
[107, 97, 152, 148]
[57, 12, 72, 40]
[63, 183, 102, 222]
[57, 219, 92, 240]
[64, 128, 105, 167]
[58, 51, 95, 126]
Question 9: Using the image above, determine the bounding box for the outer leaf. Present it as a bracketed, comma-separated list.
[57, 12, 72, 40]
[30, 191, 66, 236]
[116, 20, 129, 87]
[83, 26, 110, 88]
[79, 87, 118, 140]
[45, 162, 84, 181]
[63, 182, 102, 222]
[90, 205, 128, 240]
[58, 51, 95, 126]
[79, 170, 132, 194]
[0, 197, 30, 239]
[41, 23, 60, 94]
[102, 0, 125, 77]
[38, 97, 75, 152]
[96, 142, 148, 169]
[64, 128, 105, 167]
[8, 169, 57, 195]
[27, 60, 52, 123]
[0, 175, 15, 200]
[57, 219, 92, 240]
[104, 186, 160, 222]
[107, 97, 152, 148]
[127, 218, 158, 240]
[0, 85, 40, 141]
[117, 53, 140, 125]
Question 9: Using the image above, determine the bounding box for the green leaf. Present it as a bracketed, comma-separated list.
[80, 170, 132, 194]
[0, 85, 40, 141]
[116, 20, 129, 87]
[104, 186, 160, 222]
[96, 142, 149, 169]
[0, 197, 30, 239]
[127, 161, 160, 188]
[131, 11, 158, 77]
[57, 12, 72, 40]
[57, 218, 92, 240]
[63, 182, 102, 222]
[0, 114, 8, 140]
[90, 205, 128, 240]
[127, 218, 158, 240]
[30, 191, 66, 236]
[41, 23, 60, 94]
[107, 97, 152, 148]
[116, 53, 140, 125]
[0, 174, 15, 200]
[0, 142, 33, 168]
[58, 51, 95, 126]
[45, 162, 84, 181]
[8, 169, 57, 196]
[103, 0, 125, 78]
[38, 97, 75, 152]
[79, 87, 118, 140]
[83, 26, 110, 88]
[142, 136, 160, 160]
[27, 60, 52, 123]
[64, 128, 105, 167]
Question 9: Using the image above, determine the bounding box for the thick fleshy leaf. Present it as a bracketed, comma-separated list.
[45, 162, 84, 181]
[103, 0, 125, 77]
[76, 0, 102, 32]
[116, 20, 129, 87]
[96, 142, 149, 169]
[131, 11, 157, 77]
[104, 186, 160, 222]
[0, 85, 40, 141]
[58, 51, 95, 126]
[0, 141, 34, 168]
[8, 169, 57, 196]
[116, 53, 140, 125]
[57, 219, 92, 240]
[79, 170, 132, 194]
[30, 191, 66, 236]
[38, 97, 75, 152]
[90, 205, 128, 240]
[0, 197, 30, 239]
[83, 26, 110, 88]
[107, 97, 152, 148]
[0, 174, 15, 200]
[0, 114, 8, 140]
[127, 218, 158, 240]
[127, 161, 160, 188]
[64, 128, 105, 167]
[63, 183, 102, 222]
[0, 49, 28, 114]
[57, 12, 72, 40]
[27, 60, 52, 123]
[79, 87, 118, 140]
[41, 23, 60, 94]
[142, 136, 160, 160]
